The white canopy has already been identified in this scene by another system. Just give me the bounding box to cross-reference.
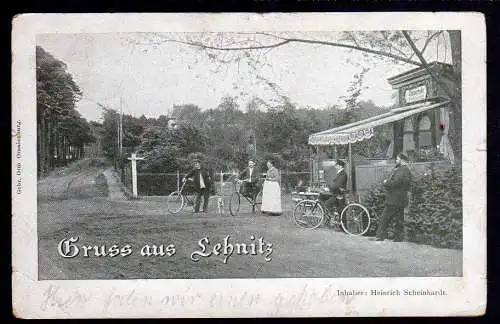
[308,100,450,146]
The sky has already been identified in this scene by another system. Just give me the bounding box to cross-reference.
[37,32,452,122]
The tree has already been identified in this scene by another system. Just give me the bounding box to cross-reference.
[172,104,203,128]
[137,123,206,173]
[36,46,94,177]
[202,97,249,169]
[138,126,180,172]
[132,30,462,162]
[100,107,120,161]
[337,67,370,126]
[98,92,392,174]
[121,115,144,151]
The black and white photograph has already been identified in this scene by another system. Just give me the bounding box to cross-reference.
[12,13,486,318]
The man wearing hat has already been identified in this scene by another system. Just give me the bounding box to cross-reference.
[372,152,412,242]
[237,159,262,199]
[183,159,212,213]
[323,159,348,216]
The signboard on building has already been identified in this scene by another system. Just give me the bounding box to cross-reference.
[388,62,455,105]
[404,85,427,103]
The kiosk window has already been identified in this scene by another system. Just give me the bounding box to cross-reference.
[418,115,432,148]
[403,118,415,153]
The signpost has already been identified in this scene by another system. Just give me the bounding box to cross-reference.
[127,152,145,198]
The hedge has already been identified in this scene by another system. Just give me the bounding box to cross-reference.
[363,166,462,249]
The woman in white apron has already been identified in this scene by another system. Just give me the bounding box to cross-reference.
[261,160,282,215]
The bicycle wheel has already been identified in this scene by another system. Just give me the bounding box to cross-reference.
[340,203,371,236]
[229,192,241,216]
[167,191,184,214]
[293,200,324,229]
[252,191,263,213]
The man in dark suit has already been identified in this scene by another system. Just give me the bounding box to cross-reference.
[238,159,262,199]
[183,159,212,213]
[372,153,412,242]
[323,159,348,215]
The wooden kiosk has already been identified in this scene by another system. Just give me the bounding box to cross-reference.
[309,62,456,201]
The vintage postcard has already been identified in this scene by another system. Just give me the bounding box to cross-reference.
[12,13,486,317]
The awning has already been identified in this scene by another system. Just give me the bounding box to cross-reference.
[308,99,450,146]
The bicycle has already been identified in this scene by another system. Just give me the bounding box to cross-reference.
[166,180,197,214]
[228,176,264,216]
[167,178,228,216]
[292,190,371,236]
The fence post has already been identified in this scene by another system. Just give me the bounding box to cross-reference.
[177,170,180,191]
[286,172,289,194]
[308,158,311,186]
[220,170,223,193]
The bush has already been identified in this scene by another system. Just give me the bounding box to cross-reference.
[406,167,462,249]
[363,166,462,249]
[363,185,389,237]
[89,158,110,168]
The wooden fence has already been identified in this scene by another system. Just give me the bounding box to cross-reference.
[120,167,311,197]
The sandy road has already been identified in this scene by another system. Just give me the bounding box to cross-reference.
[37,159,108,201]
[37,159,462,280]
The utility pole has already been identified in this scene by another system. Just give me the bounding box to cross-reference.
[252,107,257,156]
[253,132,257,156]
[116,107,120,170]
[119,96,123,157]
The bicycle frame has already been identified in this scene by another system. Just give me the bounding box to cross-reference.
[293,192,345,226]
[312,199,341,224]
[292,191,371,235]
[230,176,262,205]
[177,181,195,206]
[227,174,264,216]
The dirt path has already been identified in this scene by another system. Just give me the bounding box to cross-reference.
[37,159,109,201]
[37,159,462,279]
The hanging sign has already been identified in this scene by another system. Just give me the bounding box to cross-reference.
[404,85,427,103]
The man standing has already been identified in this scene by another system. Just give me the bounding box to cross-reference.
[323,159,348,215]
[183,159,212,213]
[372,153,412,242]
[238,159,261,199]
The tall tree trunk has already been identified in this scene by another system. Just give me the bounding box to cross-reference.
[61,134,65,165]
[60,132,65,166]
[52,122,57,169]
[42,116,48,176]
[63,134,67,164]
[55,127,60,167]
[47,119,53,171]
[55,130,59,167]
[37,119,43,178]
[448,30,462,164]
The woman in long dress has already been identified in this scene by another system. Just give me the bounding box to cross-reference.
[261,160,282,215]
